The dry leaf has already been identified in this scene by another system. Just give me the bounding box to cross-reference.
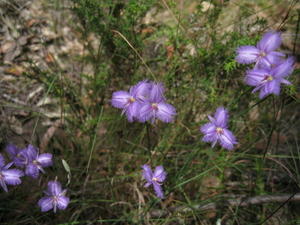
[166,45,174,59]
[4,66,25,76]
[0,40,16,54]
[140,27,155,34]
[45,52,55,63]
[26,19,39,27]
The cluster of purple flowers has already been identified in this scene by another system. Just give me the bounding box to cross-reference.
[117,34,295,199]
[1,144,69,213]
[113,31,296,199]
[236,31,295,99]
[112,84,239,197]
[6,144,52,179]
[111,80,176,123]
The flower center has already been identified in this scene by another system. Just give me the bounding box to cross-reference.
[52,195,58,204]
[33,160,38,165]
[129,97,135,103]
[151,103,158,110]
[216,127,223,134]
[263,75,273,82]
[259,51,266,57]
[152,177,158,182]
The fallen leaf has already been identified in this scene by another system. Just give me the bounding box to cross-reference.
[0,40,16,54]
[26,19,39,28]
[45,52,55,63]
[4,66,25,76]
[166,45,174,59]
[140,27,155,34]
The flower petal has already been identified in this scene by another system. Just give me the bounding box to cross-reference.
[272,57,295,78]
[13,149,29,167]
[257,31,281,52]
[2,169,23,185]
[0,154,5,168]
[153,183,164,199]
[149,82,165,102]
[208,115,215,123]
[48,181,62,196]
[129,80,151,101]
[214,107,228,127]
[25,163,39,179]
[144,182,152,188]
[142,164,153,184]
[236,46,260,64]
[258,80,280,99]
[3,162,13,170]
[259,87,270,99]
[281,79,291,85]
[153,166,167,182]
[57,196,70,210]
[5,144,20,159]
[156,102,176,123]
[202,133,218,144]
[245,68,267,86]
[219,129,237,150]
[38,197,53,212]
[25,145,38,162]
[265,80,281,96]
[200,122,216,135]
[138,103,153,122]
[111,91,131,109]
[37,153,53,167]
[125,101,140,122]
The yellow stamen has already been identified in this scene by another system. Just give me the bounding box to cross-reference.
[151,103,158,110]
[216,127,223,134]
[129,97,135,103]
[260,51,266,57]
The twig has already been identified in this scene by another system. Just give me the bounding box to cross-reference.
[259,192,298,225]
[150,193,300,217]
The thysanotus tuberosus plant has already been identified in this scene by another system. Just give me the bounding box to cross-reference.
[1,0,299,224]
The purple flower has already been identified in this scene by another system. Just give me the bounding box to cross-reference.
[5,144,32,168]
[23,145,53,179]
[0,153,24,192]
[200,107,237,150]
[111,80,151,122]
[38,180,70,213]
[142,164,167,199]
[139,82,176,123]
[236,31,285,68]
[245,57,295,99]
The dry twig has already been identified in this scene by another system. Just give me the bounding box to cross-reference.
[150,193,300,217]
